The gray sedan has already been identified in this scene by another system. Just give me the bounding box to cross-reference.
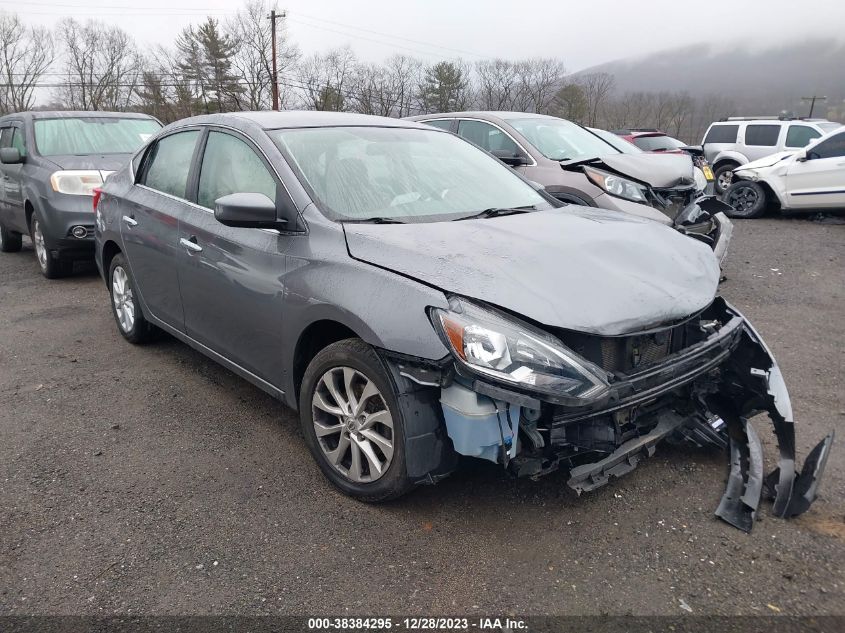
[94,111,831,531]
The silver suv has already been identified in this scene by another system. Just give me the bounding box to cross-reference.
[701,117,841,193]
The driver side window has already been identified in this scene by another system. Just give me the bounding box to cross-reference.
[11,127,26,156]
[197,131,278,210]
[808,132,845,160]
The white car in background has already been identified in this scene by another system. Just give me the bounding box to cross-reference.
[723,126,845,218]
[702,117,841,194]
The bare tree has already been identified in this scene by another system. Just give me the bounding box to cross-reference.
[0,12,54,114]
[352,54,423,116]
[522,58,566,114]
[296,46,358,111]
[475,59,521,110]
[57,18,141,111]
[227,1,299,110]
[384,54,423,117]
[576,72,615,127]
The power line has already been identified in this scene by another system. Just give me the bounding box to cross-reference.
[292,11,489,59]
[3,1,487,61]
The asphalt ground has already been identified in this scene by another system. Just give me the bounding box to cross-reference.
[0,215,843,617]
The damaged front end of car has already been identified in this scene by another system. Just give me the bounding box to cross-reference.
[398,295,833,532]
[572,158,734,263]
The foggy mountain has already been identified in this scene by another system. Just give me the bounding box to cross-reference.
[578,38,845,119]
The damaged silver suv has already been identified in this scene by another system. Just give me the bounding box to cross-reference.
[94,111,832,532]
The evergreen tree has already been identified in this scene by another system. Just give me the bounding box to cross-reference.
[196,17,243,112]
[420,61,470,113]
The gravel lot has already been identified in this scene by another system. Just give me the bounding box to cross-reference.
[1,216,843,617]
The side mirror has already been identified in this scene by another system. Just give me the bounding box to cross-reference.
[491,149,529,167]
[214,192,285,229]
[0,147,22,164]
[795,149,808,162]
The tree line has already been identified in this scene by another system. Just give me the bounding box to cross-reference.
[0,2,737,142]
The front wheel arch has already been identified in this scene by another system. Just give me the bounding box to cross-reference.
[292,320,360,408]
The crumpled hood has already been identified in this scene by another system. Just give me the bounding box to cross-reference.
[344,207,721,335]
[589,152,696,189]
[736,151,795,172]
[45,154,132,171]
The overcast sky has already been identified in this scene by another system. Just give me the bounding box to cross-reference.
[12,0,845,72]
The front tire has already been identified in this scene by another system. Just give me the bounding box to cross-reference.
[108,253,157,344]
[300,338,414,502]
[724,181,769,219]
[30,213,71,278]
[0,224,22,253]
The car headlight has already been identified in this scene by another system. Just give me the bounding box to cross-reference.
[430,297,610,403]
[584,166,648,203]
[50,170,106,196]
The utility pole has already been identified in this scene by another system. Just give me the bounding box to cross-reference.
[801,95,827,118]
[269,9,284,110]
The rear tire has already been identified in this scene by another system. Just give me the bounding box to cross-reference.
[299,338,414,502]
[724,181,769,219]
[108,253,157,344]
[30,213,71,278]
[0,224,22,253]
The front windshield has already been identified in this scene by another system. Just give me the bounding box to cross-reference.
[34,117,162,156]
[505,117,621,162]
[270,126,546,222]
[817,122,843,134]
[632,135,687,151]
[589,128,643,154]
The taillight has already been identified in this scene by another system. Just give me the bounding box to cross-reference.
[92,188,103,212]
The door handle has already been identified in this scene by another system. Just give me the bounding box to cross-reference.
[122,215,138,227]
[180,237,203,253]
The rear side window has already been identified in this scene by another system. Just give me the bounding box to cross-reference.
[140,130,200,199]
[785,125,821,148]
[421,119,453,131]
[808,131,845,160]
[197,131,277,210]
[704,124,738,144]
[744,124,780,146]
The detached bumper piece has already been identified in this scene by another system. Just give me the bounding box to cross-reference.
[705,326,833,532]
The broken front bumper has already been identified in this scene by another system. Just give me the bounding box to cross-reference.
[423,299,833,532]
[674,195,734,265]
[704,318,835,531]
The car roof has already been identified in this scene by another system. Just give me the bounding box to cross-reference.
[406,111,557,124]
[0,110,157,121]
[710,118,833,126]
[172,110,435,131]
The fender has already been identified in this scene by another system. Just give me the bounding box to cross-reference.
[711,150,748,169]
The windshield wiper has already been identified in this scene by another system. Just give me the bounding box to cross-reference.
[453,206,536,221]
[341,217,406,224]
